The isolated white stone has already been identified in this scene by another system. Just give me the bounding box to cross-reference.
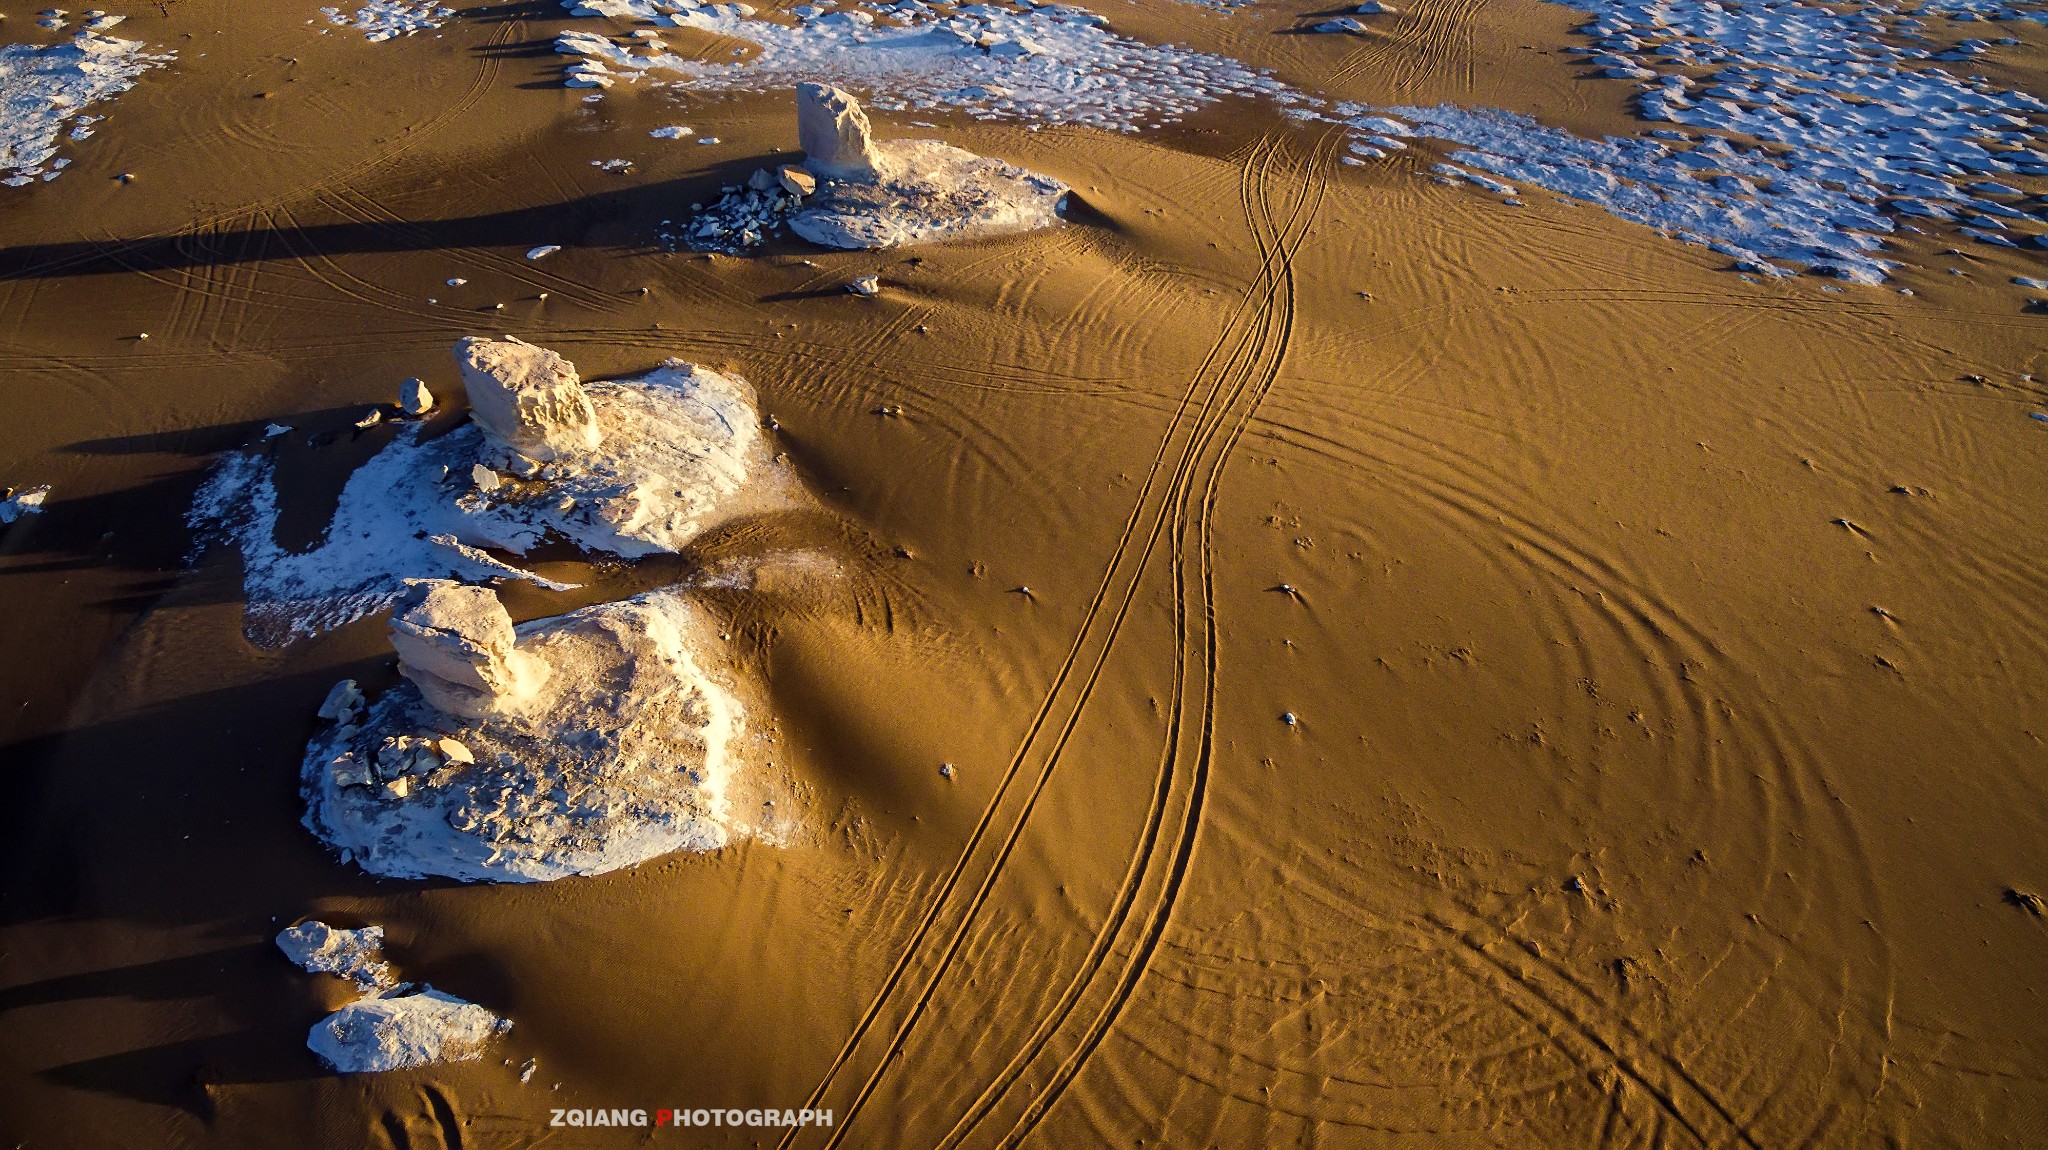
[275,920,394,989]
[399,377,433,415]
[308,987,509,1073]
[454,336,602,463]
[797,81,881,179]
[389,582,550,718]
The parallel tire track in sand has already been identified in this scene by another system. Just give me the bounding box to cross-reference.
[779,131,1331,1150]
[943,135,1328,1150]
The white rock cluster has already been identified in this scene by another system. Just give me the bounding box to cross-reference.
[188,338,772,643]
[1,33,173,187]
[684,83,1068,253]
[553,0,1292,132]
[303,586,741,882]
[276,919,510,1073]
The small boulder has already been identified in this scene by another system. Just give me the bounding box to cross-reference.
[847,274,882,296]
[453,337,602,463]
[747,168,778,192]
[399,378,433,415]
[316,679,365,722]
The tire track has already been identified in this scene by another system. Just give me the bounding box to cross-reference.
[982,133,1327,1150]
[775,135,1326,1150]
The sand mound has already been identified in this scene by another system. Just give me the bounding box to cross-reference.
[302,585,742,883]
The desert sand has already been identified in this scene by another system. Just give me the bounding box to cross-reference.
[2,0,2047,1145]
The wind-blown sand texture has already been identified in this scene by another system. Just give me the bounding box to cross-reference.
[1,0,2046,1144]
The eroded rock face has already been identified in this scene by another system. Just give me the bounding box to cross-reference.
[308,988,510,1073]
[797,81,882,180]
[454,336,602,463]
[389,582,550,718]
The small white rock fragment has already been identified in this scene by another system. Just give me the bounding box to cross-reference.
[399,378,433,415]
[437,737,475,764]
[525,245,562,260]
[847,274,881,296]
[471,463,501,492]
[777,165,816,197]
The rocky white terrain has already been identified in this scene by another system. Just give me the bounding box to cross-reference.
[275,920,396,989]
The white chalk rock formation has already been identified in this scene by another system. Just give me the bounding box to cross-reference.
[276,920,395,989]
[455,336,602,463]
[188,343,777,644]
[788,85,1067,251]
[303,588,742,882]
[389,582,550,719]
[456,356,762,559]
[797,81,883,179]
[308,987,510,1073]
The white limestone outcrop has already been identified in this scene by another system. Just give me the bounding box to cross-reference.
[455,336,603,464]
[389,582,550,719]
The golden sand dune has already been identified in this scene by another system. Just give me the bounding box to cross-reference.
[1,0,2045,1145]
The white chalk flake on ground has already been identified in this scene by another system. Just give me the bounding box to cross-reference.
[186,360,763,645]
[556,0,1291,131]
[1337,0,2048,281]
[303,589,742,883]
[320,0,456,41]
[0,33,172,186]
